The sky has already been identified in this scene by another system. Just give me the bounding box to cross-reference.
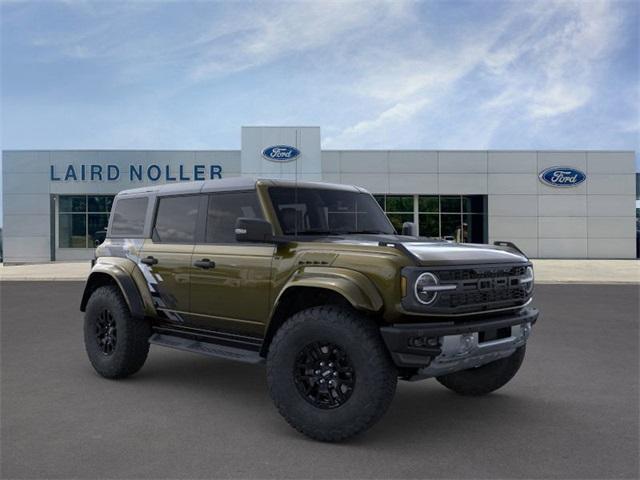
[1,0,639,225]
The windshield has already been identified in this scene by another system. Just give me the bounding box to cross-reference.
[268,187,396,236]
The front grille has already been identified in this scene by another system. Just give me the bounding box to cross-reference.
[438,265,528,282]
[402,263,532,315]
[447,285,528,308]
[434,264,530,313]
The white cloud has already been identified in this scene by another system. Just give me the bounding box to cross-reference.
[190,1,410,79]
[326,98,429,147]
[23,0,412,81]
[3,0,636,153]
[325,0,628,147]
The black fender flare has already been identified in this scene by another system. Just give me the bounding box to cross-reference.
[80,264,145,319]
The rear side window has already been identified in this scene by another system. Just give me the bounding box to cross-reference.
[154,195,200,243]
[110,197,148,237]
[206,191,263,243]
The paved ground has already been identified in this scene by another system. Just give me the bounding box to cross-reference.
[1,282,638,479]
[1,259,639,283]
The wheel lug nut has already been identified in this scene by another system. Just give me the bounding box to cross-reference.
[333,372,338,376]
[320,362,325,367]
[328,363,333,367]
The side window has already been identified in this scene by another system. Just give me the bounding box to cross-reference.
[154,195,200,243]
[110,197,148,237]
[206,191,263,243]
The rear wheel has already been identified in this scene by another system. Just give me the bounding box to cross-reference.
[84,285,151,379]
[436,345,526,396]
[266,305,397,442]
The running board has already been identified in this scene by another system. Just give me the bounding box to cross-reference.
[149,333,264,364]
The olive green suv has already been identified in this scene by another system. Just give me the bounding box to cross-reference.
[81,177,538,441]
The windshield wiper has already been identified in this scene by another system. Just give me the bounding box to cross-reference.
[345,230,393,235]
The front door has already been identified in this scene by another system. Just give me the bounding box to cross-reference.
[188,191,274,336]
[140,194,200,323]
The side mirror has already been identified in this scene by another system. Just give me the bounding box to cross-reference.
[235,218,274,243]
[401,222,416,236]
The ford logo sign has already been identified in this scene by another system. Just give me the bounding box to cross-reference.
[538,166,586,187]
[261,145,301,162]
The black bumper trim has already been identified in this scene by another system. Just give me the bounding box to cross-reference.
[380,307,538,367]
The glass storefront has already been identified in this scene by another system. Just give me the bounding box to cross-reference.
[57,193,486,248]
[374,194,487,243]
[58,195,114,248]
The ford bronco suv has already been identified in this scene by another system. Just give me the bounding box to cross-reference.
[81,177,538,441]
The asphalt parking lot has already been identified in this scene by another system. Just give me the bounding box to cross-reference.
[1,282,638,479]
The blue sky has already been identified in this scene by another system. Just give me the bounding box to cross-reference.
[1,0,639,225]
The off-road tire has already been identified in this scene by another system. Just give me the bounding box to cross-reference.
[84,285,151,379]
[266,305,397,442]
[436,345,526,396]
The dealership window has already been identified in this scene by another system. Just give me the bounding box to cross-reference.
[374,195,414,233]
[59,195,114,248]
[375,194,487,243]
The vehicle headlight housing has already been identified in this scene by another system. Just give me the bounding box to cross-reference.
[414,272,440,305]
[522,266,534,294]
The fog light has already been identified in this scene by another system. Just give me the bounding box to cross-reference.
[409,336,439,348]
[458,334,474,354]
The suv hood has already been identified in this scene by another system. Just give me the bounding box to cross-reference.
[311,234,528,266]
[398,241,527,266]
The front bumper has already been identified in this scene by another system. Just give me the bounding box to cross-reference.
[380,307,538,380]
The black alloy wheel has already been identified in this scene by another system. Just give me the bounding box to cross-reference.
[267,305,398,441]
[95,309,117,355]
[293,342,356,409]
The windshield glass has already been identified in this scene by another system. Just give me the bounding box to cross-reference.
[268,187,396,235]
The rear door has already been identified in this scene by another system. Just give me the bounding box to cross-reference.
[140,194,201,323]
[189,190,275,335]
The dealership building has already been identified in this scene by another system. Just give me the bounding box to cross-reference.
[2,126,637,263]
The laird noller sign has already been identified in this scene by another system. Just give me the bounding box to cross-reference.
[50,163,223,182]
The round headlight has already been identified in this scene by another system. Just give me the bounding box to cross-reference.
[522,266,534,294]
[414,272,440,305]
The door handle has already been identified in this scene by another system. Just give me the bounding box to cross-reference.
[194,259,216,269]
[141,256,158,266]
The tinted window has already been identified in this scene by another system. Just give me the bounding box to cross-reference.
[268,187,395,235]
[110,197,148,237]
[206,191,263,243]
[154,195,200,243]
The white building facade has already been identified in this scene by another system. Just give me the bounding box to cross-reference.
[2,126,637,263]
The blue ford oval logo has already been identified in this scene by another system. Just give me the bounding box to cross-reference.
[261,145,301,162]
[538,166,586,187]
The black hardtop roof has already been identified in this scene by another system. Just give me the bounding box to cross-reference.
[115,177,366,198]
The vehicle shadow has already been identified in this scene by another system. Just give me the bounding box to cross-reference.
[130,349,561,447]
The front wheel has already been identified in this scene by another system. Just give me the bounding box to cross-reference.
[266,306,397,442]
[436,345,526,396]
